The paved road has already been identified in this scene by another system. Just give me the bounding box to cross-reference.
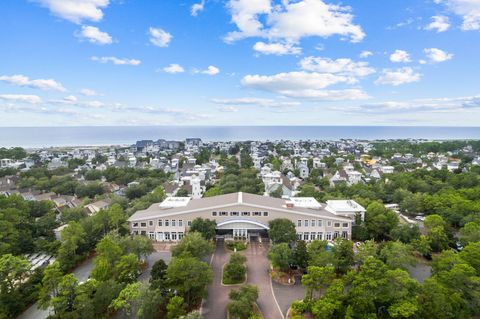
[246,241,284,319]
[202,239,232,319]
[272,276,305,316]
[139,251,172,282]
[203,240,284,319]
[17,256,95,319]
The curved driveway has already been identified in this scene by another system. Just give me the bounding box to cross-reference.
[202,239,284,319]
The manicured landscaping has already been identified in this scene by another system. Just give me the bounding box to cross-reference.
[225,241,248,251]
[227,285,263,319]
[222,253,247,285]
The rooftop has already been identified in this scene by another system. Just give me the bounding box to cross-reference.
[128,192,353,222]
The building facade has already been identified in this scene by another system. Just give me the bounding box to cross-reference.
[127,192,365,242]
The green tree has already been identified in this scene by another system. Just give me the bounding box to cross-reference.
[459,222,480,246]
[167,296,187,319]
[459,242,480,274]
[166,256,213,308]
[364,202,399,240]
[379,241,416,270]
[424,215,446,231]
[0,254,31,296]
[57,221,86,270]
[355,240,378,265]
[292,240,309,269]
[332,239,354,274]
[189,218,217,240]
[427,226,449,252]
[110,282,142,316]
[150,259,168,289]
[228,285,259,319]
[137,288,166,319]
[268,218,297,243]
[308,240,334,267]
[51,274,78,315]
[171,232,213,259]
[223,253,246,284]
[114,253,140,283]
[302,265,335,300]
[39,261,63,309]
[268,243,292,272]
[391,224,421,243]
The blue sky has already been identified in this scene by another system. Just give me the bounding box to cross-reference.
[0,0,479,126]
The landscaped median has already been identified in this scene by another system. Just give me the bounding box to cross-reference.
[227,285,264,319]
[225,240,248,252]
[222,252,247,285]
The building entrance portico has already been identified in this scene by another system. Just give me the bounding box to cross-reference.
[216,219,269,240]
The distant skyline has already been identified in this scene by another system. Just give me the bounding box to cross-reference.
[0,0,479,126]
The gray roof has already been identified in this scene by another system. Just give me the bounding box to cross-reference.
[128,192,351,222]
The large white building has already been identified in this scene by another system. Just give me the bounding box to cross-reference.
[127,192,365,242]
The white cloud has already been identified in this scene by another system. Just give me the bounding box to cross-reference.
[80,88,99,96]
[91,56,141,65]
[375,67,421,86]
[77,25,112,44]
[339,95,480,114]
[195,65,220,75]
[389,50,411,63]
[225,0,271,41]
[162,64,185,74]
[425,15,451,32]
[217,106,239,112]
[149,27,172,47]
[0,94,42,104]
[435,0,480,30]
[299,57,375,77]
[253,41,301,55]
[84,100,104,108]
[63,95,77,102]
[241,71,369,100]
[283,88,370,100]
[35,0,109,24]
[211,97,300,108]
[225,0,364,44]
[242,71,354,90]
[359,50,373,58]
[424,48,453,63]
[50,96,105,108]
[0,74,66,91]
[191,0,205,16]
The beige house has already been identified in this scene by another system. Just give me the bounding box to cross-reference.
[127,192,365,242]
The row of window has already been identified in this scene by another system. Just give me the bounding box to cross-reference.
[132,231,185,241]
[132,219,192,228]
[297,231,349,241]
[212,211,269,217]
[132,217,349,229]
[297,219,349,228]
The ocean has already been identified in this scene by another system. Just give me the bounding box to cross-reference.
[0,126,479,148]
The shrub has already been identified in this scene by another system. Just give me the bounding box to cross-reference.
[226,241,247,251]
[223,253,247,285]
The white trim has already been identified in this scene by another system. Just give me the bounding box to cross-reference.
[217,218,270,230]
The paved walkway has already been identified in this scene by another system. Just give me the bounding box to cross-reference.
[202,239,284,319]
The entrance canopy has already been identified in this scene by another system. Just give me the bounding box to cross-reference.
[216,219,269,230]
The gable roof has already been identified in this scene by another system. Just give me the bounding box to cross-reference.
[128,192,352,222]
